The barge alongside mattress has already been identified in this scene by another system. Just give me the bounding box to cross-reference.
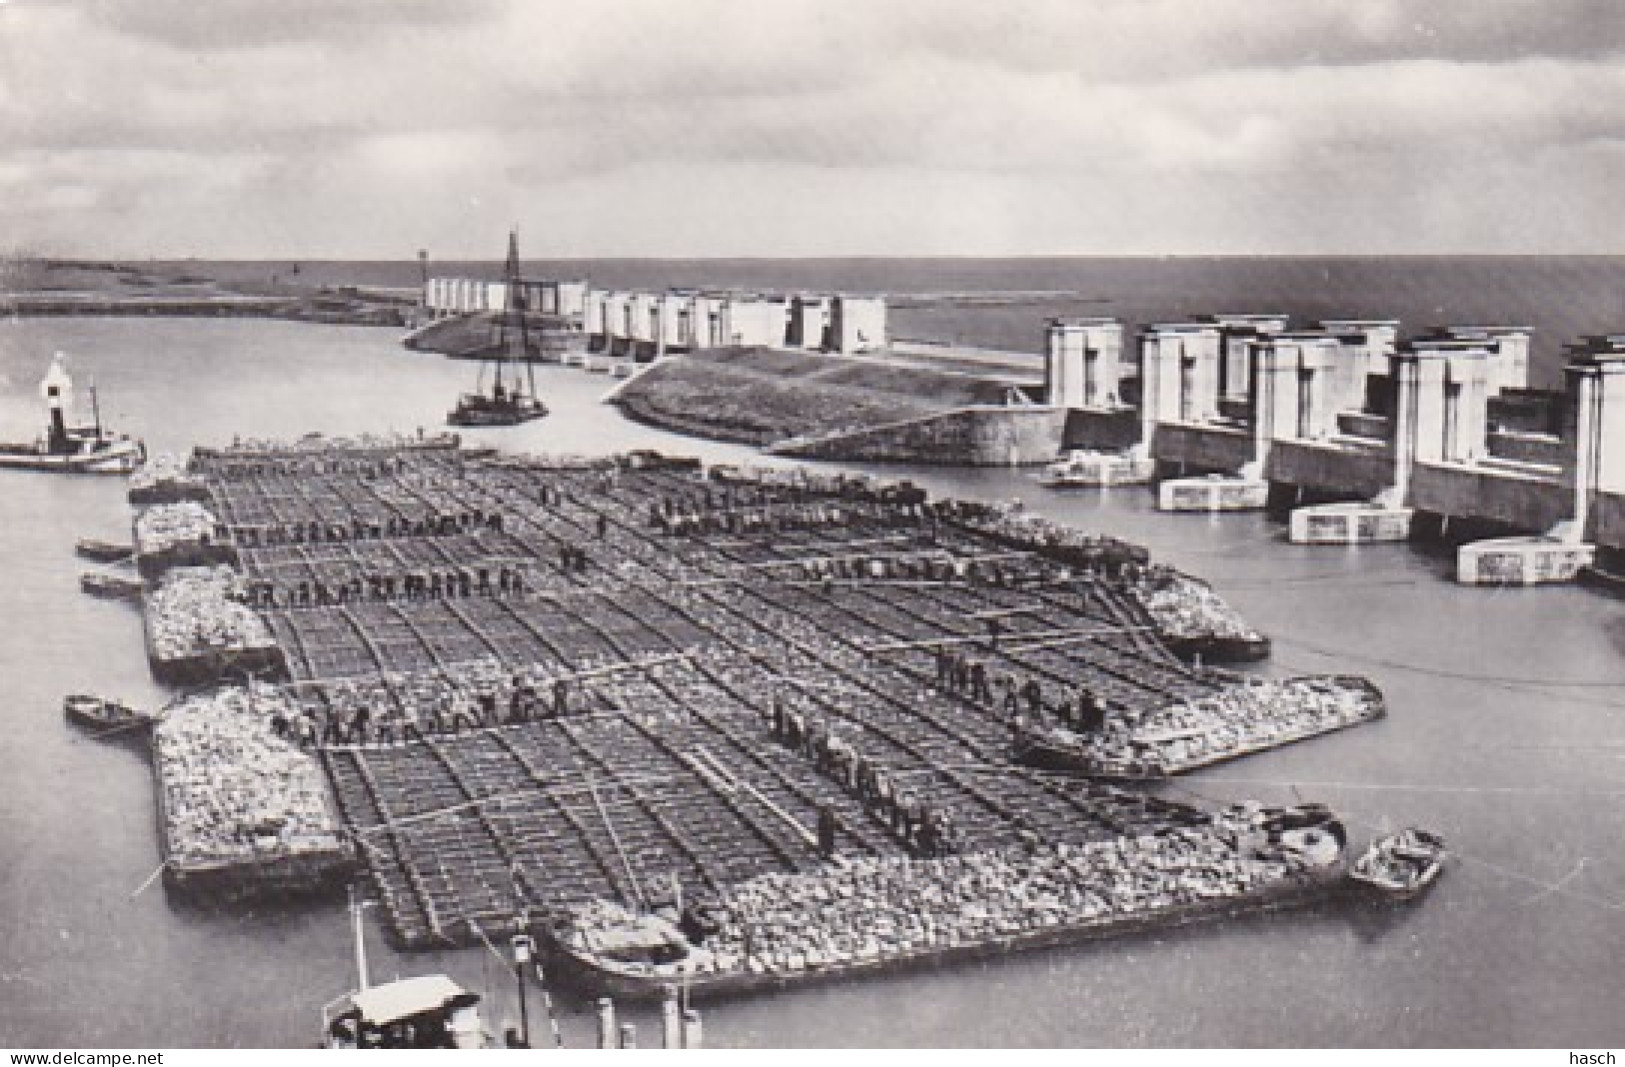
[141,566,284,684]
[1011,675,1384,776]
[152,685,352,900]
[546,804,1350,1001]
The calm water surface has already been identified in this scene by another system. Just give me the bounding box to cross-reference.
[0,317,1620,1048]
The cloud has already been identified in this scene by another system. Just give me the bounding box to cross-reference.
[897,0,1625,79]
[83,0,504,51]
[1,0,1622,256]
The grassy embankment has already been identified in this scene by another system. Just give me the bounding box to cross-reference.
[611,346,1013,446]
[404,312,581,359]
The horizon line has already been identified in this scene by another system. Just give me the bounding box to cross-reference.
[15,251,1625,265]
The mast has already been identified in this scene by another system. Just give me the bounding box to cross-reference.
[349,885,371,992]
[494,228,533,399]
[90,378,103,439]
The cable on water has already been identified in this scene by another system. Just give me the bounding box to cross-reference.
[128,860,170,899]
[1218,575,1426,591]
[1269,653,1625,716]
[1180,775,1625,799]
[1273,634,1625,691]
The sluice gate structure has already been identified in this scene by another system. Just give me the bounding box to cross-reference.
[1044,317,1625,583]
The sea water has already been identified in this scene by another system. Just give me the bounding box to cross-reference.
[0,298,1620,1047]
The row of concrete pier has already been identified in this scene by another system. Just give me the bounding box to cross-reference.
[420,264,1625,586]
[424,274,888,359]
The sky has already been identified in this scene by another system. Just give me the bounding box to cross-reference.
[2,0,1623,258]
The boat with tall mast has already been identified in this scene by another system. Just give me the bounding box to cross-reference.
[446,230,549,427]
[0,353,145,473]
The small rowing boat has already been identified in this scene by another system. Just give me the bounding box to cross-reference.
[1348,828,1448,902]
[76,537,135,563]
[63,693,156,733]
[80,570,145,600]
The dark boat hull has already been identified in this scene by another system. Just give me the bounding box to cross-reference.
[447,407,549,427]
[446,394,549,427]
[1164,634,1272,664]
[76,538,135,563]
[80,571,144,600]
[63,694,151,733]
[0,437,145,474]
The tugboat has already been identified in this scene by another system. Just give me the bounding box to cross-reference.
[446,231,548,428]
[0,354,145,474]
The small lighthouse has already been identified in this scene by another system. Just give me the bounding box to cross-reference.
[39,353,74,454]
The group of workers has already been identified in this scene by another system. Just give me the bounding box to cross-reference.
[236,563,532,609]
[226,509,505,549]
[203,452,422,480]
[770,698,959,858]
[934,645,995,705]
[650,497,884,539]
[934,643,1111,734]
[274,673,579,747]
[558,545,593,574]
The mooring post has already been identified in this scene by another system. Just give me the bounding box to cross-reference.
[596,997,616,1050]
[661,986,682,1049]
[682,1008,704,1049]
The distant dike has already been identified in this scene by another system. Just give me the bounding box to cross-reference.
[608,348,1066,466]
[0,258,413,328]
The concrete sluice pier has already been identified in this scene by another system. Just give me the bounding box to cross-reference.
[1156,474,1270,513]
[1288,500,1414,545]
[126,437,1382,979]
[1456,535,1596,586]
